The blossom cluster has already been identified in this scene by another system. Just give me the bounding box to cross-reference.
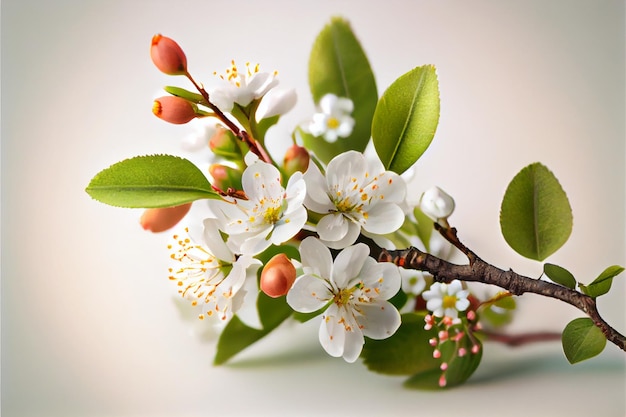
[147,34,470,365]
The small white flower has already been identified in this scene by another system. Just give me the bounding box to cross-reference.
[421,281,470,319]
[210,61,279,112]
[419,186,455,221]
[309,94,355,142]
[209,159,307,255]
[400,268,427,295]
[303,150,406,249]
[287,237,401,362]
[168,219,262,328]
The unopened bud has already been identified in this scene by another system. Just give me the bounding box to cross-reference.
[419,186,455,221]
[283,145,310,176]
[209,128,243,159]
[150,34,187,75]
[209,164,243,192]
[152,96,197,124]
[260,254,296,298]
[140,203,192,233]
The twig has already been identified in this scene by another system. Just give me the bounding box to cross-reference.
[374,227,626,352]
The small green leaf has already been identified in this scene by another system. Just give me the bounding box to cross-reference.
[500,163,573,261]
[579,265,624,298]
[413,206,434,252]
[544,263,576,289]
[362,313,438,375]
[214,292,293,365]
[163,86,207,105]
[86,155,218,208]
[304,17,378,163]
[562,317,606,364]
[372,65,440,174]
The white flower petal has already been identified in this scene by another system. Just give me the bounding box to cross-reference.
[358,301,401,340]
[286,274,331,313]
[319,305,345,358]
[362,203,405,235]
[303,162,335,213]
[332,243,369,288]
[299,237,333,280]
[341,325,365,363]
[321,221,361,250]
[256,88,297,120]
[316,213,349,242]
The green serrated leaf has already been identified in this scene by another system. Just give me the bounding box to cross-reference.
[85,155,218,208]
[543,263,576,289]
[304,17,378,163]
[579,265,624,298]
[372,65,440,174]
[562,317,606,364]
[214,292,293,365]
[500,162,573,261]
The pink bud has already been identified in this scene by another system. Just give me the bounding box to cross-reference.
[440,362,448,371]
[458,347,467,357]
[152,96,197,124]
[260,254,296,298]
[433,349,441,359]
[150,34,187,75]
[438,374,447,388]
[209,128,243,158]
[140,203,192,233]
[209,164,243,193]
[471,344,481,354]
[283,145,310,176]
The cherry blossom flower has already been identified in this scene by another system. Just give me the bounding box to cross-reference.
[303,150,406,249]
[421,281,470,319]
[308,93,355,142]
[168,219,262,328]
[209,158,307,255]
[286,237,402,362]
[210,61,279,112]
[400,267,427,295]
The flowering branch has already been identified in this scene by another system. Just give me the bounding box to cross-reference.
[375,226,626,352]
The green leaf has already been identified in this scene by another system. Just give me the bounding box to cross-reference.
[214,292,293,365]
[500,162,573,261]
[304,17,378,163]
[544,263,576,289]
[86,155,218,208]
[413,206,434,252]
[163,86,207,105]
[362,313,438,375]
[579,265,624,298]
[372,65,440,174]
[562,317,606,364]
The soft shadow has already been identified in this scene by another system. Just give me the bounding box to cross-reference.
[468,346,626,385]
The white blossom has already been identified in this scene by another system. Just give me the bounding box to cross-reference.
[210,61,279,112]
[168,219,262,328]
[287,237,401,362]
[421,281,470,319]
[303,150,406,249]
[209,158,307,255]
[256,88,297,120]
[308,94,355,142]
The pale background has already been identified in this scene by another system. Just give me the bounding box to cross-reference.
[2,0,625,416]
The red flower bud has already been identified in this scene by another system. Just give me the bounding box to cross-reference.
[260,254,297,298]
[140,203,192,233]
[283,145,310,176]
[152,96,197,124]
[150,34,187,75]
